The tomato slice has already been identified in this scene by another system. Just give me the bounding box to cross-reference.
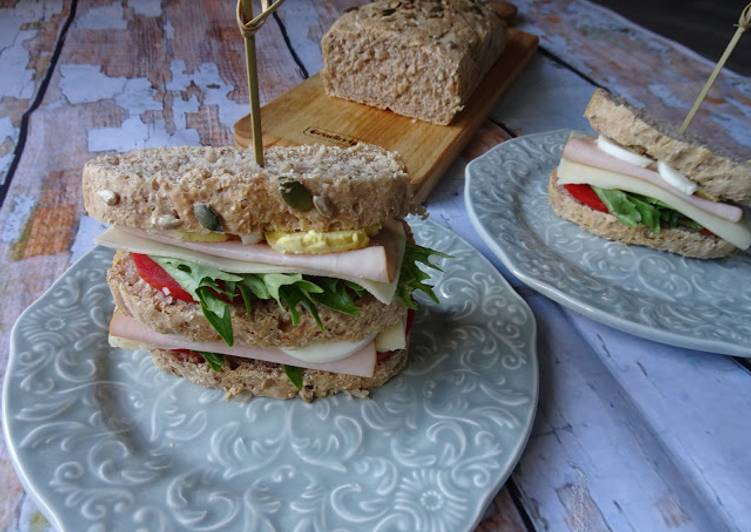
[563,183,609,213]
[131,253,194,302]
[405,309,416,336]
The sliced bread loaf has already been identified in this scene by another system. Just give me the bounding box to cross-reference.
[321,0,507,125]
[585,89,751,205]
[84,143,413,234]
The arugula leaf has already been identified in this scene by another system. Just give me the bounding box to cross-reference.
[196,287,233,345]
[593,187,641,227]
[283,364,304,390]
[396,244,447,310]
[199,351,225,372]
[310,278,359,316]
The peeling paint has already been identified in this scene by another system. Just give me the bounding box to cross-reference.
[75,4,127,30]
[11,204,76,260]
[168,60,248,128]
[130,0,162,18]
[0,193,35,243]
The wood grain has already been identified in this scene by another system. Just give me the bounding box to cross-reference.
[513,0,751,155]
[234,30,538,202]
[0,2,303,528]
[0,0,72,187]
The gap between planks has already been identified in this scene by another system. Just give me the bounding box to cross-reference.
[0,0,80,210]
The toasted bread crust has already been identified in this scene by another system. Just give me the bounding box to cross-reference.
[83,143,413,234]
[107,250,407,347]
[548,172,736,259]
[585,89,751,205]
[150,347,409,402]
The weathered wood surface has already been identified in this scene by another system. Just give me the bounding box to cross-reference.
[2,1,751,531]
[513,0,751,154]
[0,0,72,185]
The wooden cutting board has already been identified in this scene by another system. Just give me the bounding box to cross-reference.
[234,29,538,202]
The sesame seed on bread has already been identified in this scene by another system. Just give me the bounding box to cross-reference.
[83,143,414,235]
[548,172,737,259]
[584,89,751,205]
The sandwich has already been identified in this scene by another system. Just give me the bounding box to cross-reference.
[83,143,444,401]
[549,89,751,258]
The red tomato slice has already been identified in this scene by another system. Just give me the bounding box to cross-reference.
[131,253,194,302]
[405,309,416,336]
[564,183,609,213]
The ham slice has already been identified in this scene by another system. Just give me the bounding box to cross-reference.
[563,137,743,223]
[121,222,403,283]
[109,312,377,377]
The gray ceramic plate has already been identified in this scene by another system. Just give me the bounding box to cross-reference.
[465,129,751,356]
[3,218,538,532]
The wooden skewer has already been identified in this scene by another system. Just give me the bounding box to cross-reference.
[679,2,751,134]
[236,0,286,166]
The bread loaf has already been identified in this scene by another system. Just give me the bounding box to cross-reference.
[322,0,508,125]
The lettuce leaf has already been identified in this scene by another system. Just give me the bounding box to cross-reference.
[148,242,448,346]
[591,186,703,234]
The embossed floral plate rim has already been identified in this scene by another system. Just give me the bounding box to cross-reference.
[465,129,751,357]
[3,218,539,532]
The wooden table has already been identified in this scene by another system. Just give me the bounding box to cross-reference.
[1,1,750,530]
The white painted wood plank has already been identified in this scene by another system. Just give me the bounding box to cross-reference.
[568,314,751,532]
[490,54,595,135]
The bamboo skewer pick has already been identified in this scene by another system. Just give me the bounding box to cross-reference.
[236,0,286,166]
[679,2,751,133]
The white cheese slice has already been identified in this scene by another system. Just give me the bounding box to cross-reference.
[96,226,404,305]
[557,158,751,250]
[375,320,407,352]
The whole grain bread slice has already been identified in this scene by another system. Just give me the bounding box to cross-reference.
[107,250,406,347]
[151,347,408,402]
[549,172,736,259]
[585,89,751,205]
[83,143,414,235]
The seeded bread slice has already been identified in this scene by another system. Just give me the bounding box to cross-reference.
[83,143,413,235]
[107,250,406,348]
[585,89,751,205]
[150,347,408,402]
[322,0,507,125]
[549,173,736,259]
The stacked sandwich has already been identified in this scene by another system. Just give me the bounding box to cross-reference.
[550,89,751,258]
[83,143,442,401]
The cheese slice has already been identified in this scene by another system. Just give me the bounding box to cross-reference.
[96,223,406,305]
[557,158,751,250]
[375,320,407,352]
[109,312,377,377]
